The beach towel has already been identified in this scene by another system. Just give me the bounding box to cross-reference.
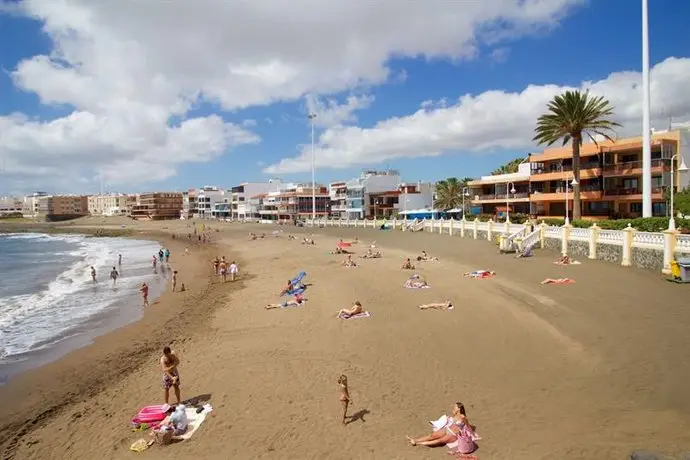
[172,405,212,441]
[338,311,371,319]
[129,439,150,452]
[541,278,575,285]
[447,454,478,459]
[403,280,430,289]
[285,286,306,296]
[291,271,307,284]
[430,415,450,431]
[553,259,581,265]
[464,271,494,279]
[337,242,353,248]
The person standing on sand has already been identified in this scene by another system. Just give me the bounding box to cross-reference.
[229,261,238,281]
[338,374,352,425]
[219,259,228,282]
[152,255,157,270]
[118,254,122,266]
[172,270,178,292]
[140,282,149,307]
[110,266,119,286]
[165,248,170,263]
[160,346,181,405]
[90,266,97,283]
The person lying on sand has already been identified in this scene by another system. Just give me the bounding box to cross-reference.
[555,254,572,265]
[463,270,495,279]
[336,301,364,318]
[259,233,266,239]
[407,402,477,453]
[302,237,315,245]
[416,250,439,262]
[403,274,428,288]
[331,246,353,255]
[266,297,307,309]
[249,232,258,241]
[337,374,352,425]
[401,258,415,270]
[342,255,357,267]
[359,249,382,259]
[541,278,575,285]
[288,234,296,240]
[418,300,453,310]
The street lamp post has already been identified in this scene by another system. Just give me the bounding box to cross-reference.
[565,178,578,225]
[641,0,652,217]
[462,186,470,219]
[506,182,516,224]
[669,154,689,231]
[308,113,317,221]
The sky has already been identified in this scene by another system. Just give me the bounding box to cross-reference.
[0,0,689,195]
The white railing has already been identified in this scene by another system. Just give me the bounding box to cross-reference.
[304,217,690,273]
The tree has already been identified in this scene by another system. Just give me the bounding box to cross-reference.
[669,186,690,217]
[434,177,472,211]
[533,90,620,220]
[491,157,527,176]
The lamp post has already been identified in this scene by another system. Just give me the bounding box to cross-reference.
[669,154,689,231]
[308,113,317,221]
[641,0,652,217]
[565,178,578,225]
[462,186,470,219]
[506,181,516,223]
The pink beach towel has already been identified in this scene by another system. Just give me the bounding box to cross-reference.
[338,311,371,320]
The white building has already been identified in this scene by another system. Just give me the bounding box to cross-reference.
[227,180,282,220]
[0,196,23,215]
[396,182,435,214]
[22,192,49,218]
[87,193,128,216]
[195,186,226,219]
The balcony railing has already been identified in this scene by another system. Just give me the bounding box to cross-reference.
[532,163,600,174]
[474,192,529,200]
[602,159,668,174]
[604,187,664,196]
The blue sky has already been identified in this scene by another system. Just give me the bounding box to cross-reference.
[1,0,689,194]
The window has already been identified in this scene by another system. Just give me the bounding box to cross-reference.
[630,203,642,213]
[651,176,664,188]
[622,178,638,189]
[652,202,666,217]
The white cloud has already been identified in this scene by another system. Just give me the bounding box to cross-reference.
[242,119,257,127]
[264,57,690,174]
[488,47,510,63]
[305,94,374,128]
[0,0,583,192]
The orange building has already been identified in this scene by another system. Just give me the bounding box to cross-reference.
[529,129,689,219]
[130,192,183,220]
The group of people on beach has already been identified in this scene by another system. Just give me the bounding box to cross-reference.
[212,256,239,282]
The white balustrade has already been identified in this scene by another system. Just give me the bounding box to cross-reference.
[569,227,590,241]
[598,229,624,245]
[633,231,665,248]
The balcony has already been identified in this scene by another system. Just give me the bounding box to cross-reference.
[530,164,601,182]
[602,159,669,177]
[603,187,664,200]
[530,189,603,202]
[472,192,529,202]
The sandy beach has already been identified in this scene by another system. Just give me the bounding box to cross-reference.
[1,218,690,459]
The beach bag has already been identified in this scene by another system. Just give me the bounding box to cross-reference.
[154,428,173,445]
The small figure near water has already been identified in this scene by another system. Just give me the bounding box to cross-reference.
[172,270,178,292]
[140,282,149,307]
[109,266,119,286]
[90,266,97,284]
[118,254,122,266]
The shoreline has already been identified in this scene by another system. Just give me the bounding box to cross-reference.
[0,224,240,459]
[0,233,169,384]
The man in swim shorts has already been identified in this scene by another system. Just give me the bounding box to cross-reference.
[160,346,181,405]
[110,266,119,286]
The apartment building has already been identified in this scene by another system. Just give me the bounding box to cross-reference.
[254,183,330,222]
[529,128,690,219]
[0,196,23,215]
[468,162,531,216]
[368,182,436,218]
[125,194,139,216]
[22,192,49,218]
[195,186,225,219]
[37,195,89,221]
[227,180,282,220]
[328,181,348,218]
[182,189,197,219]
[87,194,128,216]
[130,192,183,220]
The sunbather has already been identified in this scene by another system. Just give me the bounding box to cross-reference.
[331,246,353,255]
[541,278,575,284]
[403,274,428,288]
[418,300,453,310]
[407,402,477,453]
[342,255,357,267]
[249,232,257,240]
[302,237,315,245]
[554,254,572,265]
[360,249,382,259]
[416,250,439,262]
[463,270,495,279]
[401,258,415,270]
[336,301,364,318]
[266,297,307,309]
[288,234,296,240]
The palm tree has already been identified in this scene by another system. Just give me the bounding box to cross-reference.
[434,177,471,211]
[491,157,527,176]
[533,90,620,220]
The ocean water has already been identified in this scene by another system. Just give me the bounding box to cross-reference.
[0,233,169,383]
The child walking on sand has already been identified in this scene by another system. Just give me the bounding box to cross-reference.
[338,374,352,425]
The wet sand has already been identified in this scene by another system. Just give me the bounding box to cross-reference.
[1,219,690,459]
